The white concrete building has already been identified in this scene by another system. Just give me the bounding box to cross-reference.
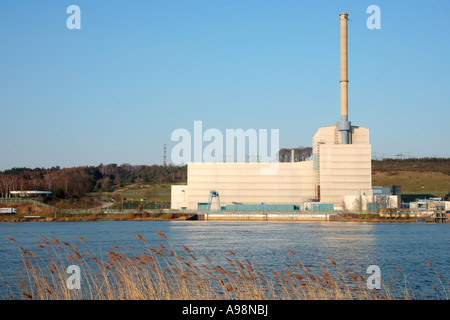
[171,125,374,211]
[172,159,316,210]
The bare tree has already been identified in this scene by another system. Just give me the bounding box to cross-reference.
[279,147,312,162]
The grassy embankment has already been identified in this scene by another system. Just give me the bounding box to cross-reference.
[90,183,172,202]
[0,211,190,222]
[371,158,450,201]
[0,192,189,222]
[0,183,179,222]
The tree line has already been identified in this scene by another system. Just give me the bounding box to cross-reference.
[372,157,450,176]
[0,164,187,199]
[278,147,312,162]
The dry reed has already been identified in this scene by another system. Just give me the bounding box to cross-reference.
[2,232,448,300]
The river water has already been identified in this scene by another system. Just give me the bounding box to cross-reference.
[0,220,449,299]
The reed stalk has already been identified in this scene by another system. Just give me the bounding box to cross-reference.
[2,233,447,300]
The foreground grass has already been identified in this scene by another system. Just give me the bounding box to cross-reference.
[2,233,448,300]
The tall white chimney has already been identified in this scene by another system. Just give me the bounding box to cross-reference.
[337,12,351,144]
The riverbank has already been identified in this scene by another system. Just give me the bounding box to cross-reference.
[0,212,196,222]
[202,212,425,222]
[0,212,429,223]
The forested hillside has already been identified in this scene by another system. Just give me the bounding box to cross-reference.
[0,164,186,199]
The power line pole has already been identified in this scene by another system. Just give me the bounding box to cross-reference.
[163,144,167,167]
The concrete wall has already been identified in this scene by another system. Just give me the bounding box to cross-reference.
[171,162,316,210]
[313,125,371,206]
[312,126,336,154]
[344,194,399,211]
[171,185,189,209]
[319,144,372,205]
[204,213,331,221]
[312,125,369,153]
[351,126,370,145]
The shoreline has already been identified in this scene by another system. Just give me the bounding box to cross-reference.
[0,212,193,223]
[0,213,428,223]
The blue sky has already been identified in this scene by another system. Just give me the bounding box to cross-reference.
[0,0,449,170]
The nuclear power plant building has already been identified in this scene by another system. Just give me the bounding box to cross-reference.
[171,13,398,212]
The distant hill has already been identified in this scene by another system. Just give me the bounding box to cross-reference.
[371,158,450,199]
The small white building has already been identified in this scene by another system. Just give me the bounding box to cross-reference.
[410,198,450,212]
[10,191,52,197]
